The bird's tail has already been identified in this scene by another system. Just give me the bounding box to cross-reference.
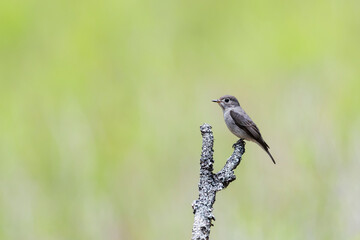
[265,148,276,164]
[255,140,276,164]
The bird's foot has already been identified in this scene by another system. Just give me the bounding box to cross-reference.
[232,139,245,148]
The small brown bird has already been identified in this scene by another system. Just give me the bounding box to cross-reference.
[213,95,276,164]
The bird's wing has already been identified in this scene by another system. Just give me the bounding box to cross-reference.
[230,110,275,164]
[229,110,269,148]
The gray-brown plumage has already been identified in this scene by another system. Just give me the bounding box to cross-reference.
[212,95,276,164]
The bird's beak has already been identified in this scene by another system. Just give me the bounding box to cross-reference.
[212,99,220,103]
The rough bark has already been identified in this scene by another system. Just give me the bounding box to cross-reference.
[191,123,245,240]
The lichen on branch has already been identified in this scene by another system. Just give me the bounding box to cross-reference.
[191,123,245,240]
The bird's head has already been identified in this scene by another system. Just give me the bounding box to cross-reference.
[212,95,240,110]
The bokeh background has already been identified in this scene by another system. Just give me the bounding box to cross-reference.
[1,0,360,239]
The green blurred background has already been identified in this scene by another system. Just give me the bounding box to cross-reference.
[1,0,360,239]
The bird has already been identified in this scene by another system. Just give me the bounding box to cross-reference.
[212,95,276,164]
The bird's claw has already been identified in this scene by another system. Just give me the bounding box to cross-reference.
[232,139,245,148]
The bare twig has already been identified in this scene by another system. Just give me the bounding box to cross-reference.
[191,123,245,240]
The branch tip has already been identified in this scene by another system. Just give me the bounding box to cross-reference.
[200,123,212,134]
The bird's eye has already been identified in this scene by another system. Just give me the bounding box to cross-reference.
[224,98,230,103]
